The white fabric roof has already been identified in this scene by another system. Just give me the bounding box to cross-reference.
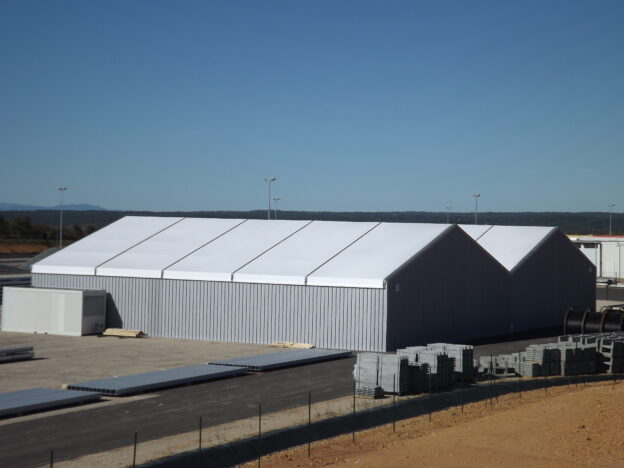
[307,223,452,288]
[34,216,559,286]
[31,216,183,275]
[458,224,493,240]
[97,218,246,278]
[233,221,379,285]
[467,225,556,271]
[163,219,311,282]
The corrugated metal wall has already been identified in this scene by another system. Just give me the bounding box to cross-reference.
[32,274,387,351]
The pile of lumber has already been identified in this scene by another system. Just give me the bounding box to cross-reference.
[101,329,146,338]
[270,341,314,349]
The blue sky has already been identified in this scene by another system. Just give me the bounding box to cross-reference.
[1,0,622,212]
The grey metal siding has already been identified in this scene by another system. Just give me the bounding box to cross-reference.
[385,226,511,350]
[510,230,596,331]
[32,274,388,351]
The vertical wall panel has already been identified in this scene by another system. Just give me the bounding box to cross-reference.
[32,273,387,351]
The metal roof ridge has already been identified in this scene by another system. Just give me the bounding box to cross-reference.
[304,222,383,285]
[160,219,249,279]
[508,226,558,273]
[230,220,315,281]
[94,217,185,276]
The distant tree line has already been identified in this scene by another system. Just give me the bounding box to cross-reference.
[0,210,621,242]
[0,215,98,242]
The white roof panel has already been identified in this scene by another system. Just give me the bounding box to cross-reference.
[307,223,452,288]
[233,221,379,285]
[96,218,246,278]
[475,225,556,271]
[31,216,183,275]
[163,219,312,281]
[459,224,493,240]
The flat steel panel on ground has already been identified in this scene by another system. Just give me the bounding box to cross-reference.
[0,388,101,418]
[209,348,352,370]
[67,364,248,396]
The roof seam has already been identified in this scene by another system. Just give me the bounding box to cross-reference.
[304,222,382,285]
[230,220,315,281]
[94,217,185,275]
[160,219,249,278]
[474,224,494,241]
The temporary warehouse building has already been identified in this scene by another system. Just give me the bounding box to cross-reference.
[460,225,596,331]
[30,216,512,351]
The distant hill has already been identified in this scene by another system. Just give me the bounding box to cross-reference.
[0,202,106,211]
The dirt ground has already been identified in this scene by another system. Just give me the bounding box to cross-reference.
[253,380,624,468]
[0,242,50,254]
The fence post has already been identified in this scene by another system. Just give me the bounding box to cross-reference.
[199,416,203,451]
[132,431,138,468]
[308,391,312,458]
[258,403,262,468]
[428,368,432,423]
[392,374,396,433]
[352,382,356,444]
[50,449,54,468]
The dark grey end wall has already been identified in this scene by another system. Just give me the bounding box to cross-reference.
[385,226,511,350]
[32,274,388,351]
[511,230,596,332]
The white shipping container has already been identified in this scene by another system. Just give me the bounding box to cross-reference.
[1,287,106,336]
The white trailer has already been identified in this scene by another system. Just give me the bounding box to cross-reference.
[1,287,106,336]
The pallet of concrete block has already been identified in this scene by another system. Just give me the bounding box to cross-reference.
[597,335,624,374]
[523,344,561,377]
[479,354,519,377]
[0,346,34,364]
[353,352,410,395]
[427,343,475,383]
[398,346,455,390]
[355,385,384,399]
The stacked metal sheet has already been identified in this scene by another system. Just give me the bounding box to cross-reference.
[0,346,34,364]
[209,348,352,371]
[0,388,100,418]
[67,364,247,396]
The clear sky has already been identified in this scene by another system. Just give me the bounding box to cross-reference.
[1,0,622,212]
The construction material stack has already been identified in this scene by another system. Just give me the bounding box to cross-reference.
[0,346,34,364]
[428,343,475,383]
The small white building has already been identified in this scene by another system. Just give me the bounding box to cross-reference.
[569,236,624,280]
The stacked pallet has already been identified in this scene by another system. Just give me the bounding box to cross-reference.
[598,337,624,373]
[0,346,34,364]
[353,353,410,396]
[428,343,475,383]
[523,345,561,377]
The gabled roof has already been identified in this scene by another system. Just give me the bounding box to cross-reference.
[33,216,456,288]
[460,224,556,271]
[32,216,183,276]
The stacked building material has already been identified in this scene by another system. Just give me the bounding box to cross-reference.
[353,352,410,396]
[427,343,475,383]
[598,336,624,373]
[478,354,520,377]
[523,345,561,377]
[0,346,34,364]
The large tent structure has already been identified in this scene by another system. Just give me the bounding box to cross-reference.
[460,225,596,332]
[29,217,594,350]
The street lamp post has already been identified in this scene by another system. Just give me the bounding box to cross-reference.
[609,203,616,236]
[273,197,280,220]
[58,187,68,248]
[445,206,452,224]
[473,194,481,225]
[264,178,277,220]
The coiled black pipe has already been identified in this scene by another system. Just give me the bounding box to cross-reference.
[564,306,624,334]
[564,307,589,335]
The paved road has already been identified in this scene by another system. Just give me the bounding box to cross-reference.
[0,332,574,467]
[0,357,356,468]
